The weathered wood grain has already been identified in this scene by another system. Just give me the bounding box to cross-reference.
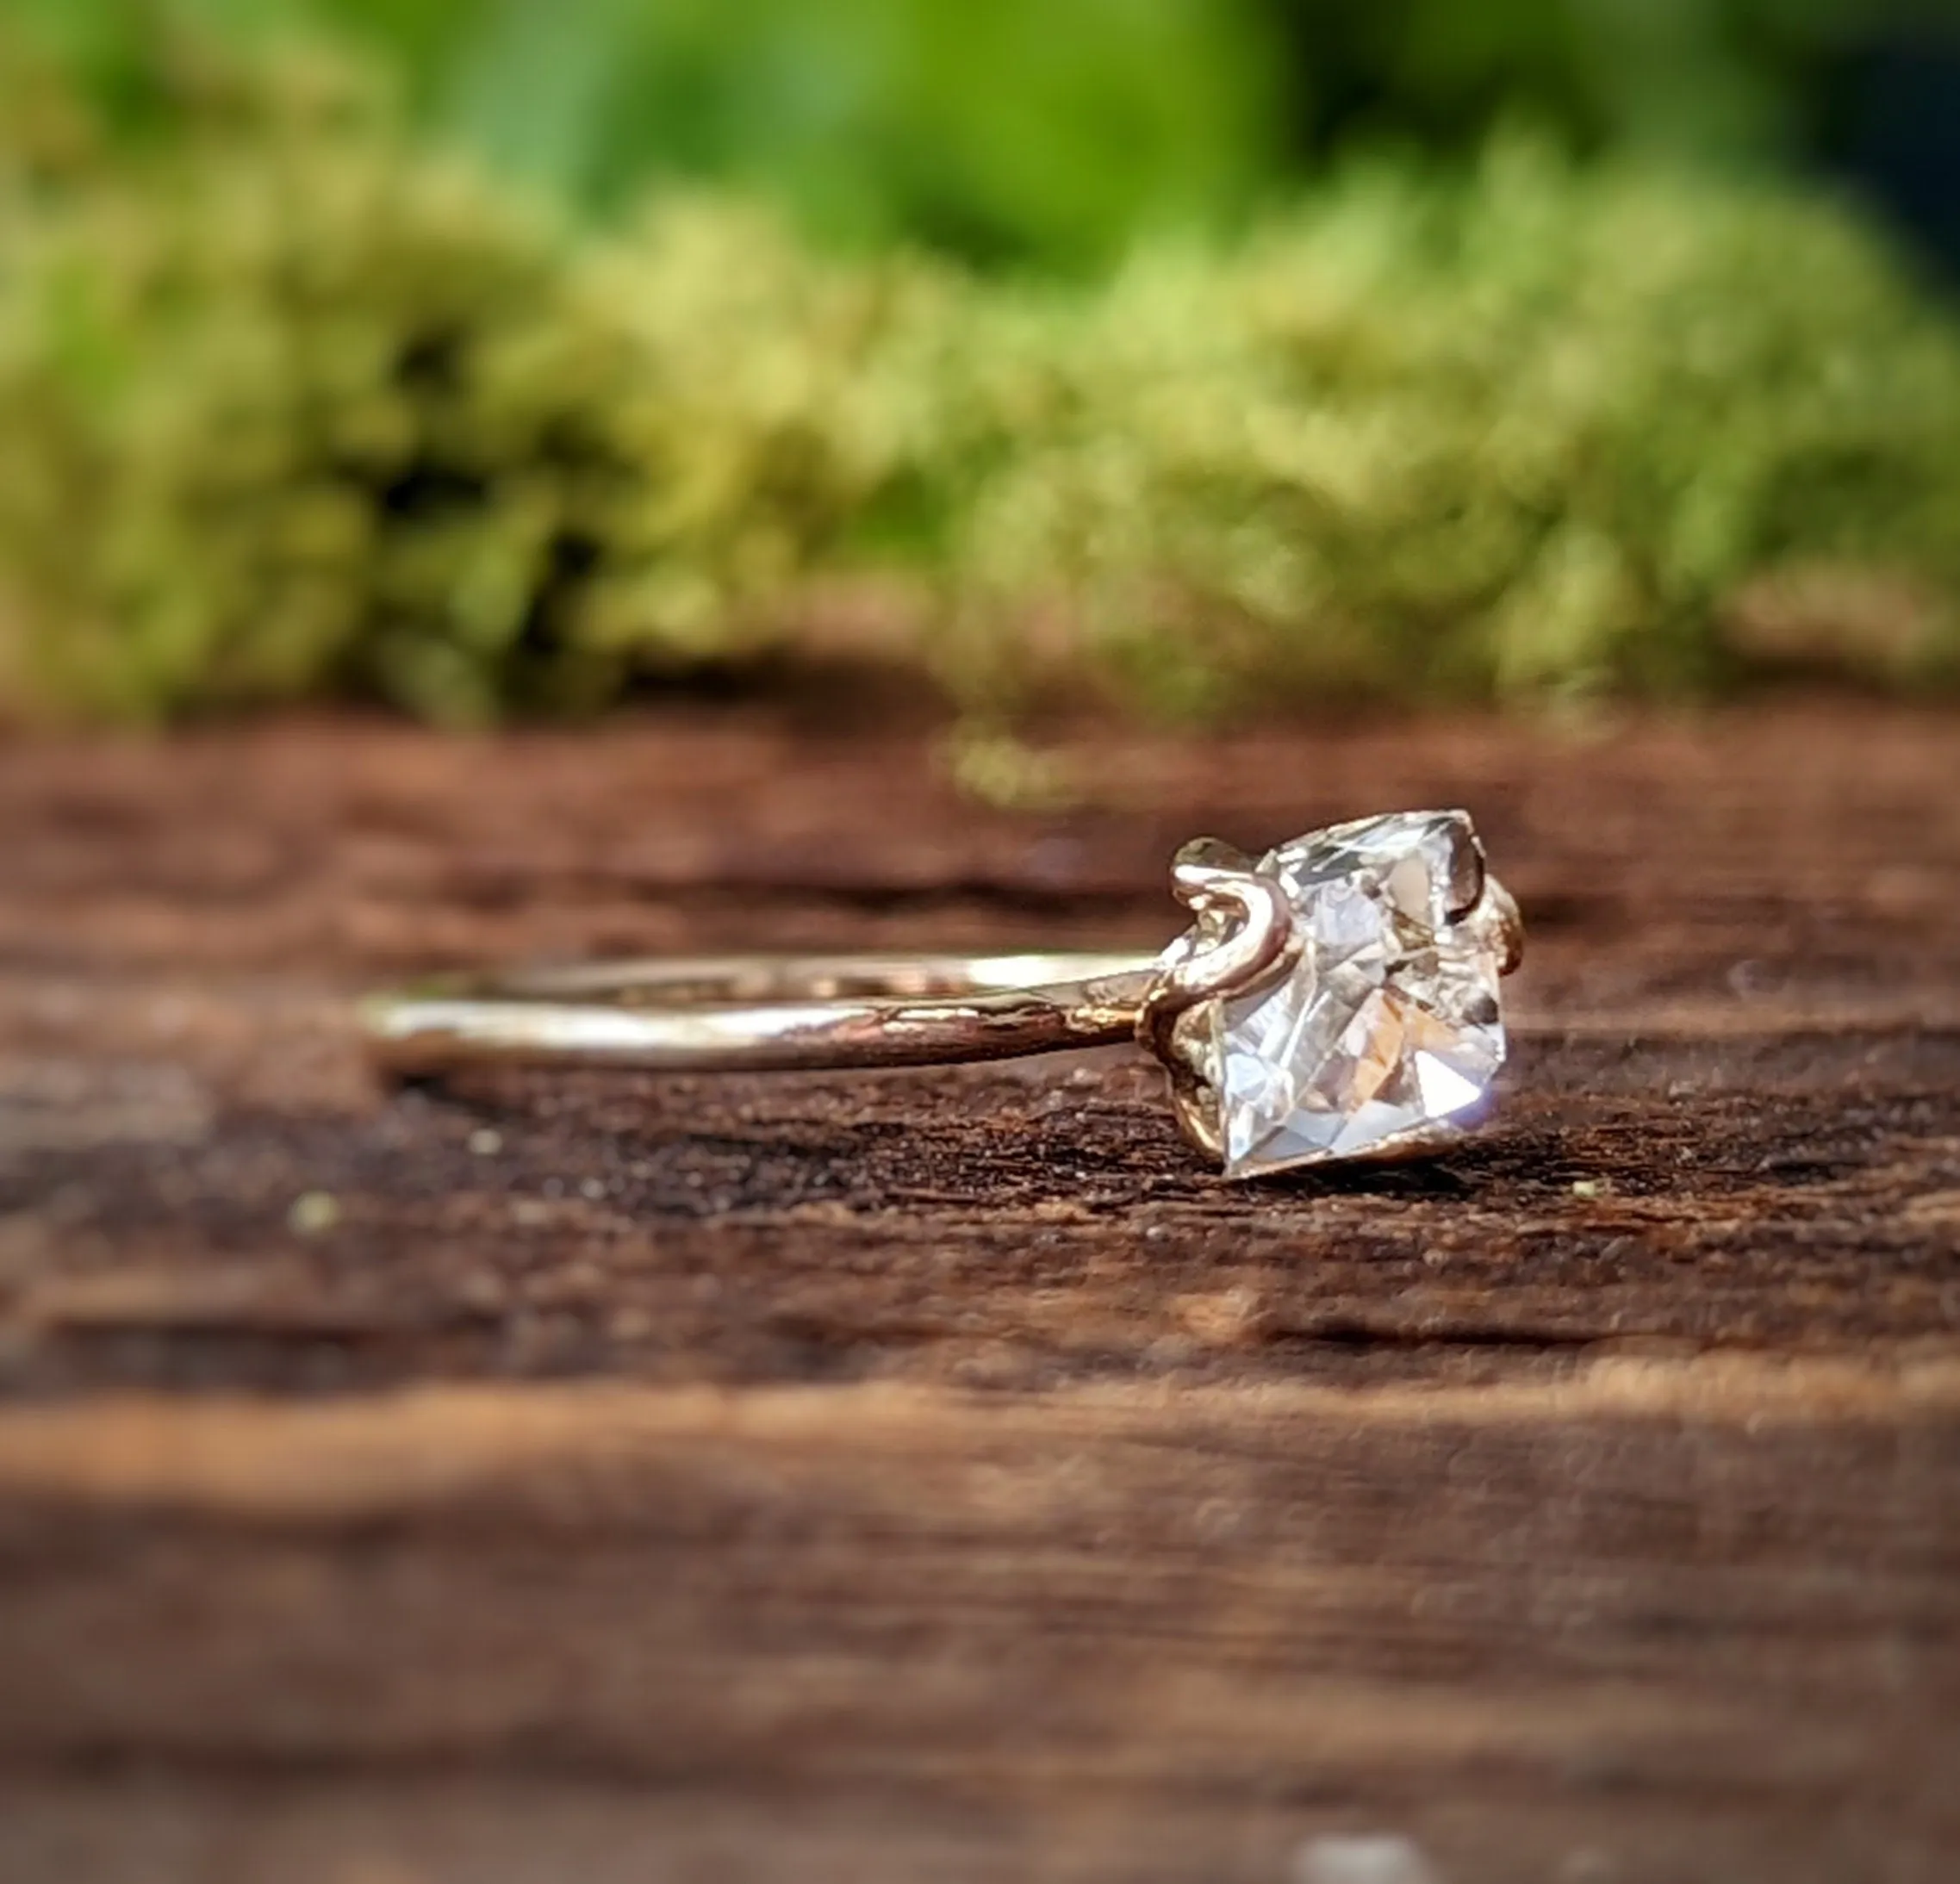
[0,703,1956,1882]
[0,1364,1956,1881]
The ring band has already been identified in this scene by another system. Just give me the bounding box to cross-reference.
[364,952,1160,1075]
[364,810,1523,1178]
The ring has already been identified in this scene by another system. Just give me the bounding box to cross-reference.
[364,810,1523,1178]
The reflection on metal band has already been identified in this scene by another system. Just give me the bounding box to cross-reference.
[363,952,1161,1075]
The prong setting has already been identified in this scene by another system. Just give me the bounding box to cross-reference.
[1135,838,1305,1158]
[1139,843,1300,1022]
[1440,817,1488,921]
[1466,875,1525,973]
[1139,811,1521,1178]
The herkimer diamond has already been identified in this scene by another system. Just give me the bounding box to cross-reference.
[1212,810,1506,1176]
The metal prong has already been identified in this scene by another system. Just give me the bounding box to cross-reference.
[1170,836,1256,885]
[1137,846,1297,1161]
[1439,813,1488,921]
[1154,871,1295,1015]
[1465,876,1524,974]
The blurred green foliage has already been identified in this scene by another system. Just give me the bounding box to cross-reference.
[0,16,1957,727]
[0,29,930,722]
[930,141,1960,717]
[7,0,1929,269]
[1263,0,1895,167]
[9,0,1291,269]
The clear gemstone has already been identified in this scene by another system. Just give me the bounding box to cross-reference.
[1214,811,1505,1177]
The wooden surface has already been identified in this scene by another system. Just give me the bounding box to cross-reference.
[0,703,1956,1883]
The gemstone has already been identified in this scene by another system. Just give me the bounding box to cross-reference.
[1212,811,1505,1177]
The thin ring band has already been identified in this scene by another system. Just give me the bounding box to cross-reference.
[363,953,1161,1076]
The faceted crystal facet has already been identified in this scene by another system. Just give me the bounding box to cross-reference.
[1212,811,1504,1177]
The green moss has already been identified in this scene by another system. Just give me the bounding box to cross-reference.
[576,196,945,668]
[1,31,1957,727]
[921,142,1960,717]
[0,34,920,724]
[0,36,610,722]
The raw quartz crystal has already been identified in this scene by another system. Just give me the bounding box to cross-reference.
[1214,811,1505,1176]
